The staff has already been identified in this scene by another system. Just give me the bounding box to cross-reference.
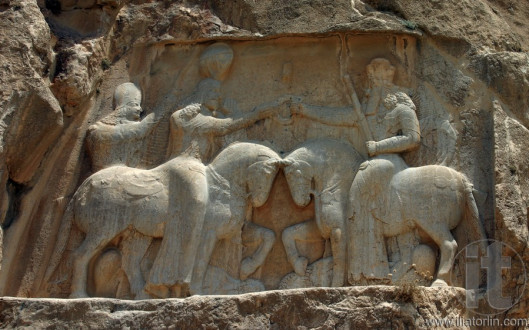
[339,34,373,142]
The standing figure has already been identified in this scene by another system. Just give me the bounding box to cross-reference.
[147,43,288,297]
[167,78,287,162]
[86,82,157,171]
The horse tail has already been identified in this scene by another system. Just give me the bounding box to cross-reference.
[463,177,488,252]
[44,198,75,283]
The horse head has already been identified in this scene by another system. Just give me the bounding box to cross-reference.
[247,157,283,207]
[282,158,314,207]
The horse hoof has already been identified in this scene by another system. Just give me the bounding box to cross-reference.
[331,275,345,287]
[293,257,308,276]
[431,279,448,287]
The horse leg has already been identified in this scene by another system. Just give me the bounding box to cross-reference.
[240,223,276,280]
[120,232,152,300]
[147,175,207,298]
[417,222,457,286]
[282,220,322,276]
[190,230,218,295]
[70,233,113,298]
[330,227,346,287]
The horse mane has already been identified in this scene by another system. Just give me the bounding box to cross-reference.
[288,138,364,166]
[285,138,365,191]
[209,140,279,164]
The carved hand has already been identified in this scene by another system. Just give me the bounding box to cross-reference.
[290,102,304,115]
[366,140,377,157]
[260,103,281,117]
[144,113,158,123]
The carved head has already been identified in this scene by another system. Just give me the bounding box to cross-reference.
[283,159,313,207]
[383,91,415,111]
[114,83,142,120]
[366,58,395,88]
[383,93,398,110]
[197,78,222,114]
[394,91,416,110]
[199,43,234,81]
[247,158,281,207]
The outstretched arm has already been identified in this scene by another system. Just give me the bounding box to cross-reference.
[292,103,359,127]
[209,100,283,136]
[89,113,158,142]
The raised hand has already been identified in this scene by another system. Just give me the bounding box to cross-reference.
[366,140,377,157]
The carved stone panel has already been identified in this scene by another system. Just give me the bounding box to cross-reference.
[36,34,493,299]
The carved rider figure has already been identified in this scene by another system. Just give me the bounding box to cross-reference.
[86,82,157,171]
[167,78,286,162]
[349,89,420,283]
[291,58,420,283]
[347,59,420,282]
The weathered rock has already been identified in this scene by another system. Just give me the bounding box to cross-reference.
[0,287,469,329]
[471,52,529,129]
[364,0,523,52]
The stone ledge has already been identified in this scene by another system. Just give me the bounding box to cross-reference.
[0,286,467,329]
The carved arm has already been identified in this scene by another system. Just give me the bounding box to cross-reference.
[293,103,359,127]
[367,105,420,157]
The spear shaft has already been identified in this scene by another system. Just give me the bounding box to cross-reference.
[339,34,373,142]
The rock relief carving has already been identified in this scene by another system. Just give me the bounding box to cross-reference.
[46,40,488,298]
[167,78,290,163]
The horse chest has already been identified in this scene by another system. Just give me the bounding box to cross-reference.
[206,192,245,225]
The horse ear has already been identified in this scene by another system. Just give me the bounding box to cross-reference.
[295,159,312,173]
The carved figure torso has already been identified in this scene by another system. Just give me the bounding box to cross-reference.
[168,105,222,162]
[86,121,149,171]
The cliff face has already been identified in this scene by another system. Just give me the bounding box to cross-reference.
[1,0,528,324]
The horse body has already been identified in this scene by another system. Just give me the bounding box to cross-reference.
[63,155,206,298]
[48,142,281,298]
[383,165,466,237]
[348,162,487,286]
[190,143,282,294]
[282,139,364,287]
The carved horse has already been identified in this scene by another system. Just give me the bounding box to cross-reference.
[46,142,282,298]
[348,163,487,286]
[283,138,487,287]
[281,138,365,287]
[189,143,283,295]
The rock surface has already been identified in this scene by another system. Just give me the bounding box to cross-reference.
[0,286,468,329]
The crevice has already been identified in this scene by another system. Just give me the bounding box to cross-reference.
[52,46,75,80]
[2,179,28,230]
[45,0,61,15]
[362,0,406,19]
